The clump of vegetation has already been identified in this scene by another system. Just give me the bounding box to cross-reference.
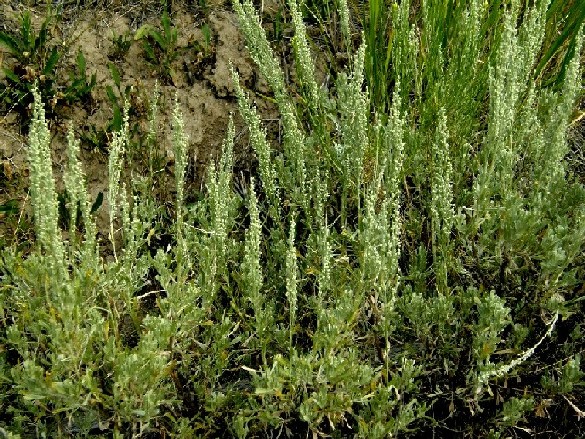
[0,8,97,124]
[0,0,583,437]
[0,10,60,121]
[109,30,132,62]
[135,6,180,85]
[61,49,96,105]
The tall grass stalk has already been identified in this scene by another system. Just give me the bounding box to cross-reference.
[146,81,160,180]
[233,0,307,210]
[198,116,236,306]
[364,0,392,111]
[28,85,65,276]
[242,177,273,364]
[107,100,130,261]
[232,66,280,220]
[285,211,297,353]
[172,93,188,279]
[430,107,454,295]
[536,0,585,87]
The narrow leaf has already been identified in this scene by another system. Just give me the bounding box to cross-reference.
[90,192,104,214]
[0,32,18,54]
[108,63,121,87]
[42,47,60,75]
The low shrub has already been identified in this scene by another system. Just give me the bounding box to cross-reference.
[0,0,583,437]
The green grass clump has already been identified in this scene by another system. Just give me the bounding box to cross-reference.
[0,0,584,437]
[0,10,60,121]
[135,6,180,85]
[0,8,97,125]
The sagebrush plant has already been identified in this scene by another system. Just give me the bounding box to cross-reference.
[0,0,584,437]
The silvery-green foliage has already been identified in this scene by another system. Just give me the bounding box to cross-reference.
[467,15,583,312]
[64,122,97,259]
[2,0,584,436]
[362,86,405,348]
[241,178,275,363]
[537,30,583,189]
[285,212,298,350]
[360,193,389,289]
[231,0,287,101]
[232,0,307,210]
[336,0,351,49]
[231,67,280,218]
[473,291,512,368]
[27,85,65,276]
[243,180,262,299]
[172,95,188,215]
[172,93,189,274]
[475,0,550,215]
[317,222,332,296]
[230,0,584,434]
[111,315,176,428]
[336,42,369,222]
[496,396,535,428]
[194,117,237,306]
[430,107,454,294]
[289,0,320,113]
[541,354,584,395]
[390,0,418,106]
[146,81,160,178]
[108,100,130,260]
[358,357,426,438]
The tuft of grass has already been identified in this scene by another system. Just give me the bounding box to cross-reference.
[535,0,585,88]
[135,5,180,85]
[0,10,60,122]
